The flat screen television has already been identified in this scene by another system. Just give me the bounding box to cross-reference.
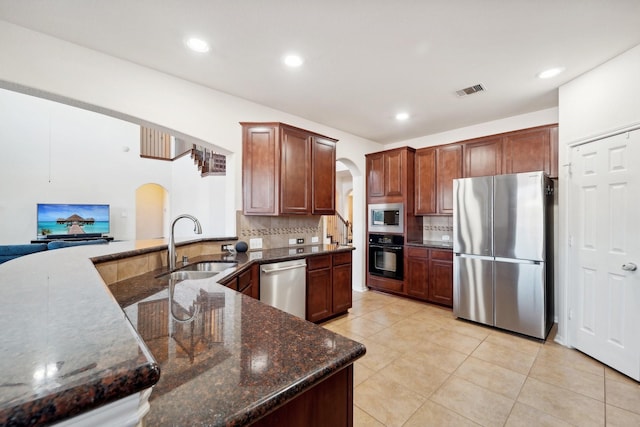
[37,203,110,238]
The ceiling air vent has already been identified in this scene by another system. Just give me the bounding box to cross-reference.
[456,84,486,97]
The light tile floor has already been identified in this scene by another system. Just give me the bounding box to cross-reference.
[321,290,640,427]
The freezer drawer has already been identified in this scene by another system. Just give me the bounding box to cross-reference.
[494,258,547,338]
[453,254,494,326]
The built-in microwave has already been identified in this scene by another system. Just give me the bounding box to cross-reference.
[368,203,403,233]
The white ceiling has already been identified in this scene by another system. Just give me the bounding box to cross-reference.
[1,1,639,144]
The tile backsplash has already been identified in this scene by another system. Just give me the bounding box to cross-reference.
[422,216,453,241]
[236,211,323,249]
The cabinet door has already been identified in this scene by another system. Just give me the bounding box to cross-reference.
[406,247,429,300]
[312,137,336,215]
[367,153,385,199]
[415,148,436,215]
[280,126,311,214]
[307,268,332,322]
[429,255,453,307]
[332,262,352,314]
[464,137,503,177]
[503,128,550,175]
[385,150,404,197]
[242,125,278,215]
[437,144,463,214]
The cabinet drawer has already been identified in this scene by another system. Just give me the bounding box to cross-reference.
[406,246,429,258]
[431,250,453,261]
[333,251,352,266]
[307,255,331,270]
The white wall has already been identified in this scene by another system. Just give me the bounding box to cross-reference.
[556,43,640,346]
[0,88,172,243]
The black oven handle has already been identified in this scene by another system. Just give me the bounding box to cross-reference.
[369,244,403,251]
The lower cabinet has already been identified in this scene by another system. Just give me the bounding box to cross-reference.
[405,247,453,307]
[307,251,353,323]
[220,264,259,300]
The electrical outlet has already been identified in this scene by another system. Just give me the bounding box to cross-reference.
[311,236,319,243]
[288,238,297,245]
[221,244,233,252]
[296,238,305,244]
[442,235,450,241]
[249,238,262,249]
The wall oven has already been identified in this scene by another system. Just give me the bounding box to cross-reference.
[368,233,404,280]
[368,203,403,234]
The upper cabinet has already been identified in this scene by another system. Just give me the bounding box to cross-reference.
[462,124,558,179]
[415,144,462,215]
[463,137,503,178]
[241,122,337,216]
[366,147,415,204]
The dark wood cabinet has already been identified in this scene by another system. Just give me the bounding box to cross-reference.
[414,148,436,215]
[503,127,551,176]
[406,247,429,299]
[312,137,337,215]
[415,144,462,215]
[436,145,463,214]
[280,126,311,214]
[306,252,353,323]
[405,247,453,307]
[428,250,453,307]
[220,264,259,300]
[242,125,279,215]
[366,147,414,203]
[241,122,337,216]
[463,137,503,178]
[332,252,352,314]
[366,152,385,198]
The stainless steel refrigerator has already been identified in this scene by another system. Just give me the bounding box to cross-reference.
[453,171,554,339]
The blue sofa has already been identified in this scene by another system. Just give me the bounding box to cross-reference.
[0,240,109,264]
[0,244,48,264]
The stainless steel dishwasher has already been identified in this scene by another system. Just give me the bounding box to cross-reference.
[260,259,307,319]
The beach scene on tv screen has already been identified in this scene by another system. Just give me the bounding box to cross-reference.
[37,204,110,236]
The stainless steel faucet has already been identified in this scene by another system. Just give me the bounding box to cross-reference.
[168,214,202,271]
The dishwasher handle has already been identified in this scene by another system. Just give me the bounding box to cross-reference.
[261,263,307,274]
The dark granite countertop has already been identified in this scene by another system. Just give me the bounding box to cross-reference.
[406,240,454,250]
[0,238,362,426]
[110,244,365,426]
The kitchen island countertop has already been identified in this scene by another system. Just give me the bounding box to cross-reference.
[0,238,363,426]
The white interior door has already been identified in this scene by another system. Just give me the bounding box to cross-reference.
[569,129,640,380]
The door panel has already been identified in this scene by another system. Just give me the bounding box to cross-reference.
[453,254,494,325]
[570,130,640,381]
[453,176,493,256]
[494,259,546,338]
[494,172,546,261]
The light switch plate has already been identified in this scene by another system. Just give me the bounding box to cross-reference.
[288,238,297,245]
[250,238,262,249]
[311,236,319,243]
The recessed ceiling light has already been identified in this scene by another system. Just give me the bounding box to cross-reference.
[284,54,304,68]
[185,37,210,53]
[395,112,410,121]
[537,67,565,79]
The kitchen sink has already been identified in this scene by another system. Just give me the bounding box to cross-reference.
[179,261,238,272]
[159,270,219,281]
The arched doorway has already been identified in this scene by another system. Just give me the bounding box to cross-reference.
[135,183,168,239]
[335,158,366,292]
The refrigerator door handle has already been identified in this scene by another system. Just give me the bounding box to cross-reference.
[494,257,541,264]
[456,253,494,262]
